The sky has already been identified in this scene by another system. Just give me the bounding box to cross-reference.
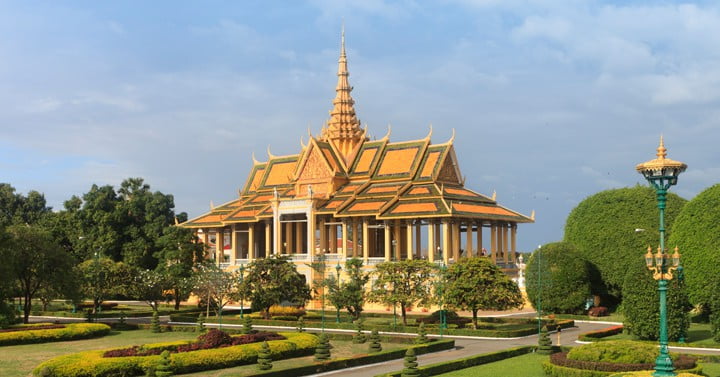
[1,0,719,252]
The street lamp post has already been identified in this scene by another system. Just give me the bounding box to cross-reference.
[438,261,447,337]
[319,251,327,333]
[636,136,687,377]
[536,245,542,335]
[238,265,245,319]
[335,262,341,323]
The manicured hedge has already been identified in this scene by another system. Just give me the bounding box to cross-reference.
[552,351,696,372]
[376,345,534,377]
[542,361,703,377]
[33,332,318,377]
[577,325,624,341]
[253,339,455,377]
[526,242,592,314]
[608,371,704,377]
[0,323,110,346]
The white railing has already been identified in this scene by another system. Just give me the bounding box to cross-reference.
[233,258,250,266]
[366,257,386,266]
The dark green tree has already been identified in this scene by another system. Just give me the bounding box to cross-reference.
[415,322,429,344]
[353,318,366,344]
[151,310,162,333]
[257,341,272,370]
[667,183,720,308]
[331,258,370,320]
[192,263,238,319]
[537,325,553,354]
[445,257,524,327]
[621,258,690,341]
[128,268,169,311]
[154,350,173,377]
[314,332,331,361]
[77,257,133,315]
[0,184,51,227]
[401,348,420,377]
[368,260,435,326]
[241,315,253,334]
[155,226,204,310]
[3,225,77,323]
[242,255,311,319]
[564,186,685,301]
[525,242,592,314]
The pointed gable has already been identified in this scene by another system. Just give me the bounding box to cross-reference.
[436,146,462,185]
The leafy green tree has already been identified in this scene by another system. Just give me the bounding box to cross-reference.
[242,255,311,319]
[192,263,239,318]
[128,268,169,311]
[368,329,382,352]
[257,341,272,370]
[368,260,435,326]
[525,242,592,314]
[3,225,77,323]
[0,184,51,227]
[155,226,204,310]
[0,229,17,327]
[314,333,331,361]
[621,258,690,341]
[337,258,370,320]
[445,257,524,328]
[77,257,133,314]
[564,186,686,301]
[667,183,720,308]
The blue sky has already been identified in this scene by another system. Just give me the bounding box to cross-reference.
[1,1,719,251]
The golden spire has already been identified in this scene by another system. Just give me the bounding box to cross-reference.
[321,26,365,164]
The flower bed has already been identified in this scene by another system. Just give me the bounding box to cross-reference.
[0,323,110,346]
[578,325,624,341]
[33,331,318,377]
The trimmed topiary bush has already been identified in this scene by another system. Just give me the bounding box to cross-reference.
[241,315,253,335]
[668,183,720,309]
[0,323,110,346]
[195,314,205,333]
[369,329,382,353]
[353,318,366,344]
[151,311,161,333]
[296,316,305,333]
[257,341,272,370]
[154,350,173,377]
[537,325,553,355]
[526,242,592,314]
[567,340,657,364]
[621,258,690,341]
[415,322,428,344]
[314,333,331,361]
[401,347,420,377]
[564,186,686,301]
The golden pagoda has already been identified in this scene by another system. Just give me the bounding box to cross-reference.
[182,32,533,292]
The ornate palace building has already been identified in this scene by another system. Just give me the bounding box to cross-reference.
[181,33,533,282]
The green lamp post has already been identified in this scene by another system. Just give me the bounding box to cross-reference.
[438,259,447,338]
[238,265,245,319]
[335,262,342,323]
[636,136,686,377]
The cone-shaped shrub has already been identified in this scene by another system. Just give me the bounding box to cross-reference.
[415,322,429,344]
[196,313,205,333]
[151,311,161,333]
[241,315,253,334]
[368,329,382,353]
[353,318,366,344]
[296,316,305,333]
[537,325,553,355]
[401,347,420,377]
[154,350,173,377]
[257,341,272,370]
[314,333,331,361]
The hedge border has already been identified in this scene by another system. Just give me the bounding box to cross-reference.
[33,331,318,377]
[550,352,696,373]
[543,362,704,377]
[252,338,455,377]
[578,326,624,341]
[375,345,535,377]
[0,323,110,346]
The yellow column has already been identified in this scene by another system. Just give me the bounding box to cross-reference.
[406,221,413,260]
[331,223,337,254]
[490,224,497,264]
[248,224,255,261]
[415,223,422,259]
[201,229,209,260]
[215,229,224,265]
[308,214,315,257]
[231,224,239,262]
[285,221,292,254]
[427,221,435,262]
[453,222,460,261]
[384,221,391,262]
[319,218,326,253]
[352,218,359,258]
[503,224,509,264]
[394,220,401,260]
[341,220,348,258]
[476,221,483,257]
[362,219,369,263]
[296,222,303,254]
[265,222,271,257]
[511,224,517,264]
[442,219,450,264]
[465,221,473,258]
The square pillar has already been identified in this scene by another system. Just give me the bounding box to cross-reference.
[384,221,391,262]
[393,220,401,260]
[490,224,497,264]
[319,218,326,253]
[248,224,255,261]
[362,219,369,263]
[265,222,271,257]
[427,221,435,262]
[341,220,348,258]
[215,229,224,265]
[441,219,450,264]
[476,221,483,257]
[406,221,413,260]
[415,223,422,259]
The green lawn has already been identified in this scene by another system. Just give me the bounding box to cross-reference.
[178,339,406,376]
[602,323,719,347]
[702,362,720,377]
[435,352,548,377]
[0,329,199,377]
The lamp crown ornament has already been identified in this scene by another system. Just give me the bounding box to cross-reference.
[635,135,687,188]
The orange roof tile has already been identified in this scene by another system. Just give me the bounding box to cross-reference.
[342,184,362,193]
[377,147,419,175]
[349,201,385,211]
[249,167,266,191]
[355,148,378,173]
[193,214,226,224]
[420,151,441,178]
[446,187,479,197]
[265,161,297,186]
[452,203,514,216]
[391,202,437,214]
[367,185,402,194]
[251,194,273,203]
[409,187,430,195]
[325,200,345,209]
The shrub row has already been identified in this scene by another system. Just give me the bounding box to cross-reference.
[33,332,318,377]
[608,371,704,377]
[32,307,204,318]
[0,323,110,346]
[375,345,534,377]
[253,339,455,377]
[577,326,624,341]
[544,362,704,377]
[76,302,119,310]
[0,324,65,333]
[550,352,696,373]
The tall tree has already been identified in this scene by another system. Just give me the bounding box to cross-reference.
[155,225,204,310]
[368,260,435,326]
[77,257,133,314]
[323,258,369,320]
[0,184,51,227]
[128,268,169,311]
[192,263,239,317]
[3,224,77,323]
[242,255,311,319]
[445,257,524,328]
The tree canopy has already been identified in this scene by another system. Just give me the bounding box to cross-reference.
[242,255,311,319]
[564,186,686,301]
[667,183,720,308]
[445,257,524,328]
[525,242,592,314]
[368,259,435,326]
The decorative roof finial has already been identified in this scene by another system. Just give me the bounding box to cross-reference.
[657,134,667,159]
